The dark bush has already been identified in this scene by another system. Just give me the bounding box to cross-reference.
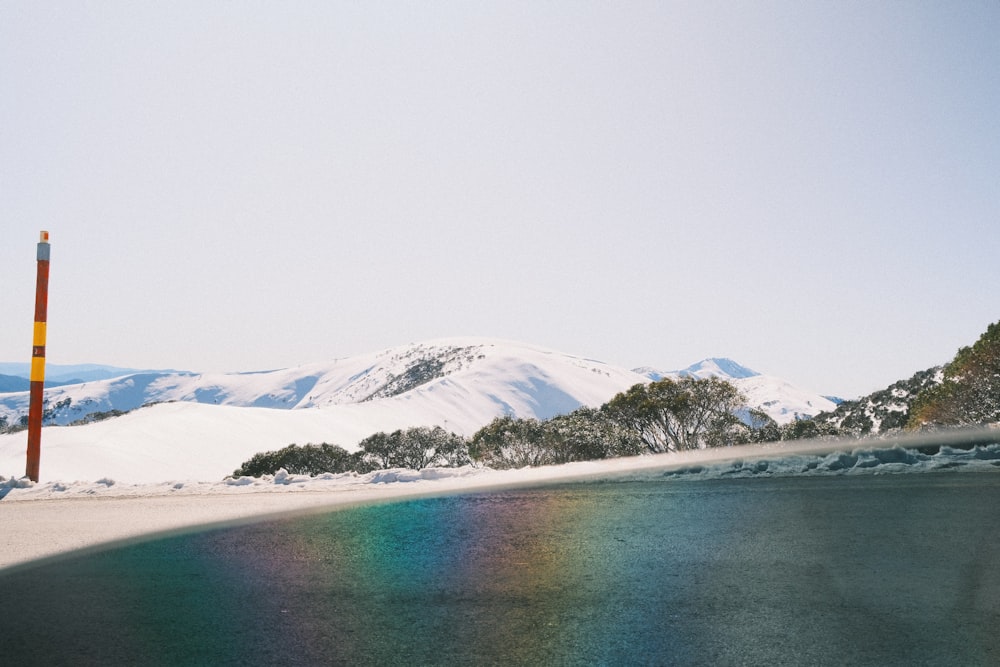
[232,442,356,477]
[355,426,470,472]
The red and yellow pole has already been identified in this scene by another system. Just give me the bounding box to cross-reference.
[25,231,50,482]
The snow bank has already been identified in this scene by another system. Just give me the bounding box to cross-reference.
[0,465,495,501]
[4,441,998,503]
[659,444,1000,480]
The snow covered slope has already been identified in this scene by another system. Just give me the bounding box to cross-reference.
[733,375,838,423]
[0,340,838,482]
[0,339,644,426]
[635,357,833,423]
[634,357,759,382]
[0,339,650,481]
[678,357,761,380]
[0,346,831,431]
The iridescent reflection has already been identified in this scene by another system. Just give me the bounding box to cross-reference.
[3,473,999,665]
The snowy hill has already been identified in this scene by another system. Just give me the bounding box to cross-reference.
[635,356,760,382]
[0,339,643,426]
[734,375,838,423]
[812,366,943,434]
[1,346,834,431]
[0,340,839,482]
[635,357,759,382]
[679,357,761,380]
[635,357,835,422]
[0,339,649,481]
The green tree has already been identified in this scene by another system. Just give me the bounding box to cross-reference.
[740,408,781,443]
[470,415,551,469]
[604,376,747,452]
[355,431,395,471]
[779,418,840,441]
[543,407,644,462]
[232,442,354,477]
[356,426,470,471]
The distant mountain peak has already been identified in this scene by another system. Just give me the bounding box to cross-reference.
[1,341,830,442]
[0,337,644,428]
[632,357,760,383]
[632,357,760,382]
[1,339,848,480]
[679,358,760,380]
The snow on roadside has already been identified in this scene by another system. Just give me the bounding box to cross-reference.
[3,441,999,503]
[656,443,1000,480]
[0,465,492,502]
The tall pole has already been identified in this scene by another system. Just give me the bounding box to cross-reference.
[25,231,50,482]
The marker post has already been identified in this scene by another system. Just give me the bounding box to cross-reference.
[25,231,50,482]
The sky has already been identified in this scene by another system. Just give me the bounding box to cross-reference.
[1,1,998,399]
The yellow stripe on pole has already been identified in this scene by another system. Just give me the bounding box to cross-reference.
[30,356,46,383]
[32,321,47,346]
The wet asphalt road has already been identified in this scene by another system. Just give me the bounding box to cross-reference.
[2,472,999,666]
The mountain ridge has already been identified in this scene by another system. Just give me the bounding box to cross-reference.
[1,338,834,430]
[0,362,183,384]
[0,338,846,482]
[633,357,759,382]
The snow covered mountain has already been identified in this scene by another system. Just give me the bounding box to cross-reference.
[0,339,839,482]
[635,357,837,422]
[0,362,172,384]
[636,357,760,381]
[734,375,838,423]
[1,344,834,431]
[0,339,643,427]
[0,339,647,480]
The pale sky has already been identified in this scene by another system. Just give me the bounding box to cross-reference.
[2,1,998,399]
